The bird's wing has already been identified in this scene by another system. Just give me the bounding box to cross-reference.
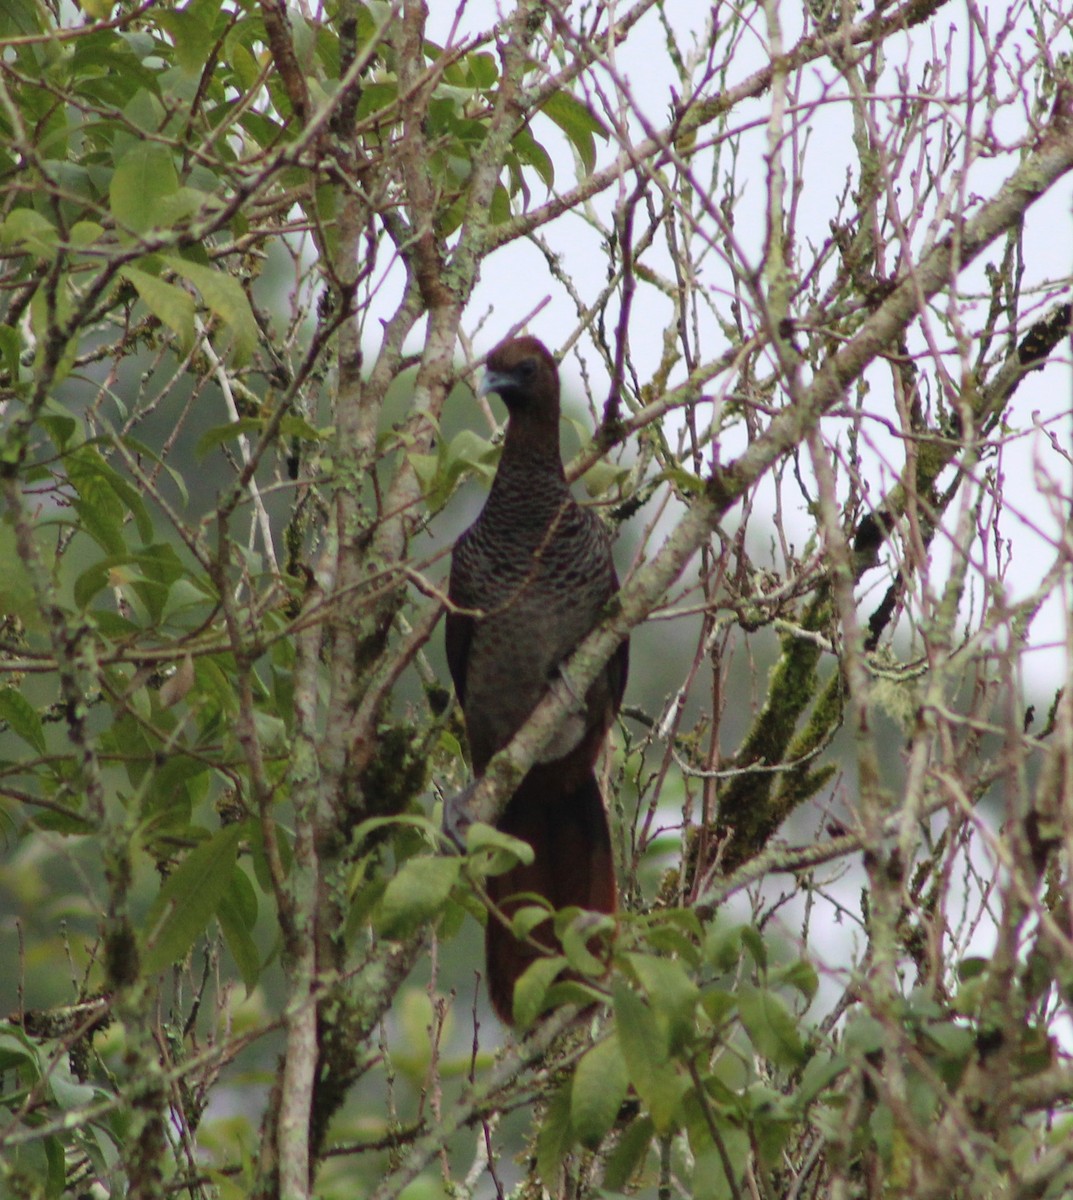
[445,535,476,705]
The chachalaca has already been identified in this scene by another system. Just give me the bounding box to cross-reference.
[446,335,629,1022]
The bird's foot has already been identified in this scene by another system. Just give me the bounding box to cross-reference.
[553,665,585,709]
[442,781,478,851]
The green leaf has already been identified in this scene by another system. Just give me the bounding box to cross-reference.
[737,983,806,1068]
[414,427,498,510]
[465,51,498,89]
[603,1114,655,1191]
[774,958,819,1003]
[120,265,195,351]
[0,1,43,35]
[157,6,218,74]
[693,1139,747,1200]
[143,822,246,973]
[626,952,700,1051]
[69,220,105,249]
[350,811,442,848]
[224,861,258,940]
[703,922,744,972]
[546,978,608,1011]
[71,499,124,558]
[700,987,736,1026]
[512,125,554,189]
[638,907,704,963]
[535,1082,574,1194]
[44,1132,66,1198]
[489,182,510,225]
[582,459,629,498]
[142,754,205,830]
[513,954,567,1029]
[250,819,292,894]
[560,910,613,977]
[614,981,687,1133]
[0,323,21,382]
[408,450,440,498]
[0,1026,39,1071]
[0,209,59,259]
[661,465,707,497]
[279,414,326,443]
[571,1035,629,1148]
[120,435,190,506]
[110,143,180,236]
[217,867,261,994]
[540,89,609,174]
[795,1050,846,1107]
[74,556,129,612]
[957,955,990,981]
[29,278,76,383]
[67,445,154,546]
[925,1021,974,1063]
[509,903,553,941]
[466,820,535,879]
[41,401,78,452]
[0,686,46,754]
[464,821,534,862]
[842,1012,885,1057]
[740,925,768,969]
[196,418,266,459]
[165,255,259,364]
[377,855,461,939]
[446,428,497,475]
[0,526,43,631]
[48,1064,97,1110]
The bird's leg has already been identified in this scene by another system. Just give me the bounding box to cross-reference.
[532,666,591,763]
[442,779,479,850]
[551,662,586,710]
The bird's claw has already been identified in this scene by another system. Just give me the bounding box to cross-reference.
[443,782,478,852]
[554,666,585,709]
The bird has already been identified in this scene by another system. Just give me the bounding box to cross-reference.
[445,335,629,1023]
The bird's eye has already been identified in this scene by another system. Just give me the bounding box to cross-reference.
[518,358,537,378]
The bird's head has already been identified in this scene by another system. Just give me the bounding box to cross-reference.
[480,336,560,422]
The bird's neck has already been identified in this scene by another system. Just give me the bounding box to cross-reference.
[496,414,566,484]
[483,414,569,525]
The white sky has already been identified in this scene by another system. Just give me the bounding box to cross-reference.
[417,1,1073,1021]
[417,0,1073,696]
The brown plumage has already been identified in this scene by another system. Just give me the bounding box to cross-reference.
[446,335,628,1023]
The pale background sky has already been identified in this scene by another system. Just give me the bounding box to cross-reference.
[417,0,1073,688]
[413,0,1073,1029]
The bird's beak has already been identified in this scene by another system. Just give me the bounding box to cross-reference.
[479,368,511,398]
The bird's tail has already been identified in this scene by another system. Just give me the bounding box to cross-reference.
[484,764,616,1024]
